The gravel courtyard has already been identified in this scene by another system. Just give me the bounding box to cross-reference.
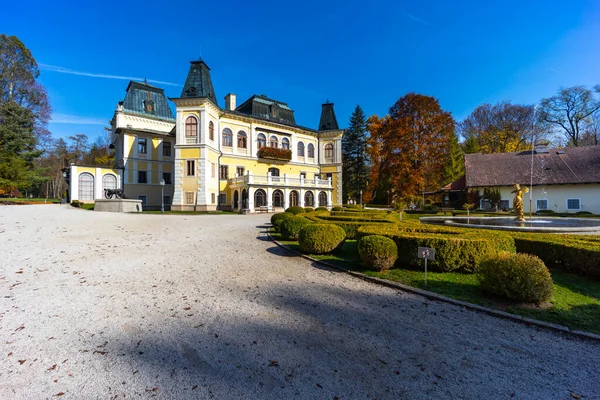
[1,205,599,399]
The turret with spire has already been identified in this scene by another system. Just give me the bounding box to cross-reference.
[318,101,339,131]
[180,58,217,105]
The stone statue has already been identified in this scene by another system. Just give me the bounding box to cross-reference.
[512,184,529,221]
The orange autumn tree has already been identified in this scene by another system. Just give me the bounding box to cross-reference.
[366,93,455,205]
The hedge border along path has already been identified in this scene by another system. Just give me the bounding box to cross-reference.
[266,230,600,343]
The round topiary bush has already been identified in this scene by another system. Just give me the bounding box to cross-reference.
[315,207,328,212]
[358,235,398,271]
[285,206,306,215]
[304,207,315,213]
[331,206,344,212]
[271,212,293,231]
[298,224,346,254]
[280,216,312,240]
[476,253,554,303]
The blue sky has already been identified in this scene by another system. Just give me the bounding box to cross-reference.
[2,0,599,142]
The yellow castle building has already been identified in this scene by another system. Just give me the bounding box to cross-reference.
[67,59,343,212]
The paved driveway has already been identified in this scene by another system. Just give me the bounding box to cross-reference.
[1,205,598,399]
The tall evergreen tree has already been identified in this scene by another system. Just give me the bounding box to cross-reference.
[342,105,369,203]
[442,132,465,185]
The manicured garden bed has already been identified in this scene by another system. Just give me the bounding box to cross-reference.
[270,230,600,334]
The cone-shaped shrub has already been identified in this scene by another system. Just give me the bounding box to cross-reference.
[298,224,346,254]
[285,206,305,215]
[476,253,554,303]
[358,235,398,272]
[280,216,312,240]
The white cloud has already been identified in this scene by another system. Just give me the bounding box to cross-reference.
[403,12,434,27]
[50,113,107,125]
[39,63,182,87]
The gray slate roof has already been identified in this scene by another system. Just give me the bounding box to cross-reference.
[235,95,296,125]
[318,102,339,131]
[122,81,175,122]
[465,146,600,187]
[180,60,217,104]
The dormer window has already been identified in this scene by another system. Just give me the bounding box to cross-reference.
[271,104,277,118]
[143,99,155,114]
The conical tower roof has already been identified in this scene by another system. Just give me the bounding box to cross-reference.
[180,59,217,105]
[318,101,339,131]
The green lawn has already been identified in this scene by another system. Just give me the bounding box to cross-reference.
[270,231,600,334]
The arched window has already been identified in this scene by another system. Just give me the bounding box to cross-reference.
[209,121,214,141]
[273,189,284,207]
[185,116,198,137]
[297,141,305,157]
[254,189,267,207]
[257,133,266,149]
[270,136,278,148]
[325,143,334,159]
[304,191,314,207]
[102,174,117,191]
[78,173,94,201]
[289,190,299,207]
[222,128,233,147]
[281,137,289,150]
[308,143,315,158]
[319,191,327,207]
[237,131,247,148]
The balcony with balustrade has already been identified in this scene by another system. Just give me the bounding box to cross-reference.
[228,171,332,190]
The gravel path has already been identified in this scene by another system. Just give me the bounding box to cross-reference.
[1,205,599,399]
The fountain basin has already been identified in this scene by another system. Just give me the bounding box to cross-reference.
[419,216,600,233]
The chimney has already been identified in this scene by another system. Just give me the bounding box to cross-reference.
[225,93,237,111]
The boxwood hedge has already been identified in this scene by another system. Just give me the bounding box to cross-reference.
[298,224,346,254]
[280,216,313,240]
[358,235,398,271]
[271,212,293,231]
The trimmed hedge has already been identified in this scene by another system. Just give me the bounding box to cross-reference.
[285,206,306,215]
[298,224,346,254]
[512,234,600,278]
[357,225,515,272]
[280,216,313,240]
[304,207,315,213]
[315,207,328,212]
[358,235,398,271]
[270,212,293,231]
[331,206,344,211]
[476,253,554,303]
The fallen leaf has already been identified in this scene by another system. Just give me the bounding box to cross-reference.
[8,352,12,356]
[18,360,26,365]
[183,307,191,310]
[269,360,279,367]
[48,364,57,371]
[571,393,581,400]
[54,393,64,397]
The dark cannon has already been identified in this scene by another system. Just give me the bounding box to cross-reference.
[104,188,125,199]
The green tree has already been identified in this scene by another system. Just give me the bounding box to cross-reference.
[442,132,464,185]
[342,105,369,203]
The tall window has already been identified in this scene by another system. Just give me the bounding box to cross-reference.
[185,116,198,137]
[536,199,548,211]
[138,138,147,154]
[138,171,147,183]
[102,174,117,191]
[289,190,299,207]
[325,143,334,159]
[273,190,283,207]
[211,163,216,178]
[222,128,233,147]
[254,189,267,207]
[297,141,305,157]
[186,160,195,176]
[566,198,581,210]
[257,133,266,149]
[162,172,172,185]
[305,191,314,207]
[163,141,172,157]
[270,136,278,148]
[282,137,289,150]
[319,191,327,207]
[78,173,94,201]
[308,143,315,158]
[237,131,247,148]
[186,192,195,205]
[209,121,214,141]
[236,166,245,177]
[220,165,229,180]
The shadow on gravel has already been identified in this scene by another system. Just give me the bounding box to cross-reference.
[266,246,299,258]
[105,281,600,400]
[256,225,271,229]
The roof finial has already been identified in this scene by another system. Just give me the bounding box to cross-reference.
[144,77,148,85]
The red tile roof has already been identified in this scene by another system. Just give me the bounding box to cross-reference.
[465,146,600,187]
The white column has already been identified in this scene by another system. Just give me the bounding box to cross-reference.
[95,168,102,200]
[299,189,305,208]
[176,110,183,145]
[283,188,289,209]
[267,187,273,210]
[247,170,253,184]
[267,171,272,185]
[328,177,332,188]
[248,187,255,211]
[327,190,333,208]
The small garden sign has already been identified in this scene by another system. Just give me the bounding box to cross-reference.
[418,246,435,286]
